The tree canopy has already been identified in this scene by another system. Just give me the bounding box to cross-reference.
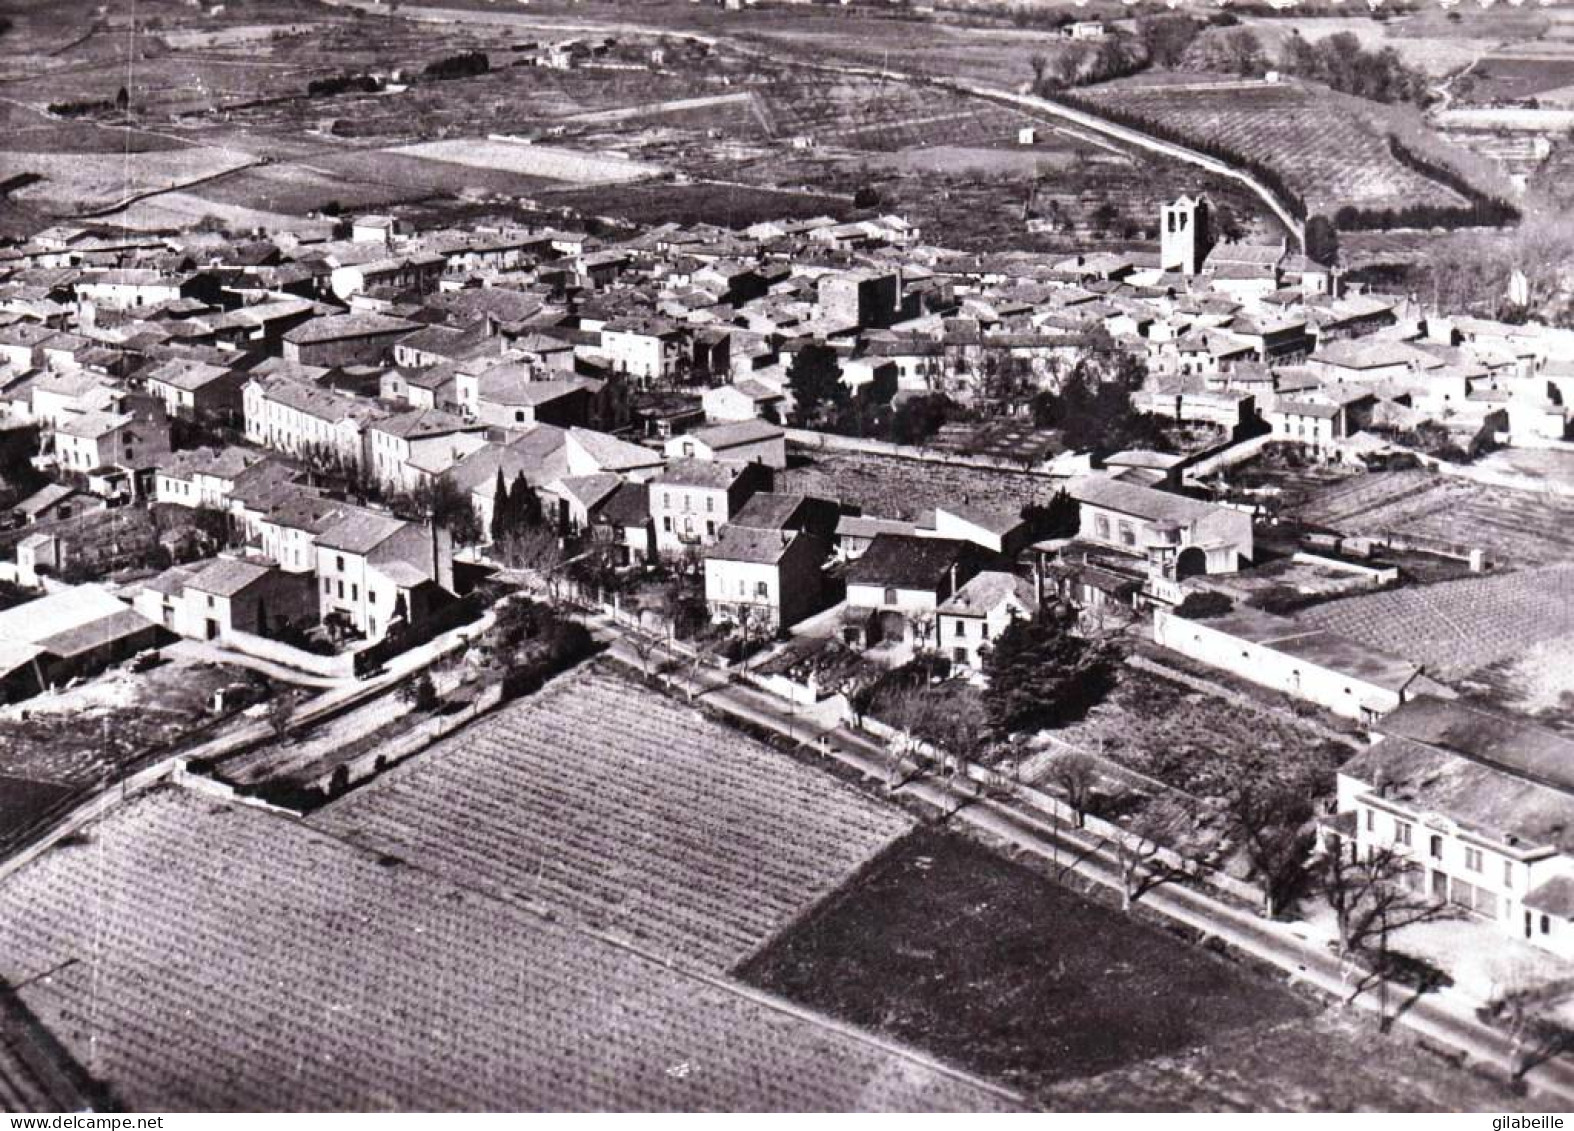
[982,609,1116,734]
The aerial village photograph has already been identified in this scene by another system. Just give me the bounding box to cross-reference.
[5,0,1574,1117]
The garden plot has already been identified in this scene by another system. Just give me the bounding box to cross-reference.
[389,138,663,184]
[0,788,1014,1112]
[311,666,912,971]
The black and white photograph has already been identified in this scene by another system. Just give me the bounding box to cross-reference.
[0,0,1573,1115]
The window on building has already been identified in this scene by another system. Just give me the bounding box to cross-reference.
[755,581,768,598]
[1395,821,1412,847]
[1119,523,1135,547]
[1504,860,1514,889]
[1429,834,1443,860]
[336,555,344,572]
[662,516,672,532]
[351,584,358,602]
[323,578,331,594]
[1543,914,1552,935]
[663,492,670,508]
[706,521,715,537]
[1094,514,1110,539]
[337,580,344,599]
[884,587,898,606]
[954,620,965,638]
[705,496,714,513]
[1465,847,1483,873]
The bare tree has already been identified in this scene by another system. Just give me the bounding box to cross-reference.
[266,692,295,745]
[1224,777,1313,919]
[878,683,941,792]
[1044,750,1099,828]
[1487,962,1574,1083]
[626,629,659,683]
[1110,793,1214,913]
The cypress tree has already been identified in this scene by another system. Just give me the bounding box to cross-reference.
[489,468,511,545]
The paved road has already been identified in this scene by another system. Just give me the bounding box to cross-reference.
[590,614,1574,1104]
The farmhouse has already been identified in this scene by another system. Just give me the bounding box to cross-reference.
[1069,475,1253,577]
[1332,697,1574,961]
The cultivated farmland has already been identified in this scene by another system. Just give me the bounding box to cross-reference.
[1297,471,1574,567]
[311,666,913,971]
[1072,76,1467,217]
[7,148,256,214]
[390,138,664,184]
[0,788,1014,1111]
[1295,563,1574,682]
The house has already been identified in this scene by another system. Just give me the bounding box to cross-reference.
[702,379,783,423]
[329,251,446,301]
[600,319,685,384]
[368,409,490,494]
[281,312,419,367]
[54,408,170,487]
[0,584,162,703]
[1153,605,1447,723]
[462,366,595,430]
[703,524,829,632]
[10,482,98,526]
[649,458,770,556]
[589,480,655,567]
[132,556,318,642]
[243,374,386,470]
[1330,696,1574,960]
[1265,393,1377,458]
[936,570,1037,672]
[662,418,787,470]
[930,503,1032,558]
[153,446,270,511]
[843,534,990,648]
[142,357,248,423]
[1069,476,1253,578]
[314,508,456,641]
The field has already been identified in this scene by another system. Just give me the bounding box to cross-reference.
[1459,55,1574,107]
[741,825,1515,1110]
[0,787,1014,1111]
[389,138,663,183]
[544,180,849,230]
[1073,76,1466,217]
[1295,563,1574,682]
[1041,1010,1520,1112]
[779,449,1064,524]
[1297,471,1574,567]
[310,665,913,971]
[6,148,255,214]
